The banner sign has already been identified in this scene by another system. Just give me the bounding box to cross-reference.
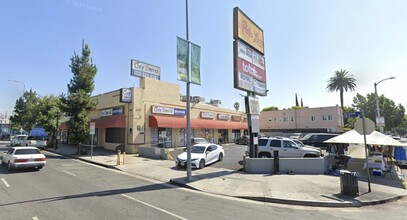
[130,59,161,80]
[120,88,132,103]
[233,7,264,54]
[191,43,201,85]
[177,36,189,82]
[99,107,124,117]
[201,112,216,119]
[152,105,186,116]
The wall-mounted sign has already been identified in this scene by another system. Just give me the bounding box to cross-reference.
[120,88,132,103]
[152,105,186,116]
[130,59,161,80]
[233,7,264,54]
[99,107,124,117]
[201,112,216,119]
[231,115,242,121]
[218,114,230,120]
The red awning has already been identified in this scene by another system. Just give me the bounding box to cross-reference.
[149,115,247,129]
[90,115,126,129]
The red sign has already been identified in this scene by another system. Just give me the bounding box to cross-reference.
[237,57,266,82]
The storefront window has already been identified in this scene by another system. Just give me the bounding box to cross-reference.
[106,128,125,143]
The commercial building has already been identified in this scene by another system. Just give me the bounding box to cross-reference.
[72,78,247,153]
[260,106,344,135]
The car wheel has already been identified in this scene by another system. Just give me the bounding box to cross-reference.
[259,153,271,158]
[218,153,223,161]
[199,159,205,169]
[37,166,43,170]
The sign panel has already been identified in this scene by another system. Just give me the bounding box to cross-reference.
[218,114,230,120]
[130,59,160,80]
[191,43,201,85]
[248,96,260,115]
[177,36,189,82]
[89,122,95,135]
[231,115,241,121]
[99,107,124,117]
[152,105,186,116]
[376,116,385,127]
[233,7,264,54]
[344,111,362,118]
[234,40,267,96]
[120,88,132,103]
[201,112,216,119]
[355,118,375,135]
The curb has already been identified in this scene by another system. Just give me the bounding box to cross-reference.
[45,149,120,170]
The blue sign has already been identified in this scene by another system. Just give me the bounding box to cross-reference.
[344,112,362,118]
[174,108,186,116]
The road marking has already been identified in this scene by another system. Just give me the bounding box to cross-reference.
[62,170,76,177]
[121,194,188,220]
[32,217,39,220]
[1,178,10,187]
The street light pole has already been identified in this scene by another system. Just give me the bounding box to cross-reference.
[374,76,395,133]
[8,80,25,93]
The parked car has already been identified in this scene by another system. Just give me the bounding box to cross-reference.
[299,133,338,149]
[1,133,10,141]
[35,137,48,150]
[235,136,249,145]
[1,147,46,171]
[20,136,40,147]
[176,143,224,169]
[191,137,209,145]
[10,135,28,146]
[253,137,322,158]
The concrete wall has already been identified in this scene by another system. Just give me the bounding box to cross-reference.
[138,146,166,160]
[245,157,325,174]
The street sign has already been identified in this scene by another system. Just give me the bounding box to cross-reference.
[344,112,362,118]
[90,122,95,135]
[354,118,375,135]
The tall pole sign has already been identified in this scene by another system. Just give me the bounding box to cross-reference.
[233,7,266,158]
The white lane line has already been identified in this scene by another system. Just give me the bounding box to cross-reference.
[62,170,76,177]
[121,194,188,220]
[33,217,39,220]
[1,178,10,187]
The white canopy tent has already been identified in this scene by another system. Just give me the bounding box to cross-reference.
[324,130,407,146]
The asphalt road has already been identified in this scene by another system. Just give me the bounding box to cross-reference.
[2,141,407,219]
[169,143,247,170]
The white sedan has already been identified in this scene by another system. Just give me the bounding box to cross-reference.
[176,144,224,169]
[1,147,46,171]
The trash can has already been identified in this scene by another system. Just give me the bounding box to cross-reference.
[340,170,359,196]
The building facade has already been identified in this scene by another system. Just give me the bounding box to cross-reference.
[83,78,247,153]
[260,106,344,134]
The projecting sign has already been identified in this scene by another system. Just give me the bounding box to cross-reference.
[130,59,161,80]
[120,88,132,103]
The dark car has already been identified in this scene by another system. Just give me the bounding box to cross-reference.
[1,133,10,141]
[235,136,249,145]
[299,133,338,149]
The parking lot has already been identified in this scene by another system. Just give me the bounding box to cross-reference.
[169,143,247,170]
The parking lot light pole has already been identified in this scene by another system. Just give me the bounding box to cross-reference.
[374,76,395,133]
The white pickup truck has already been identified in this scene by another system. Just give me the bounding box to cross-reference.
[253,137,322,158]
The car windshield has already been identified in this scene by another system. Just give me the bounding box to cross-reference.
[293,140,304,147]
[191,146,206,154]
[194,138,208,144]
[15,149,41,155]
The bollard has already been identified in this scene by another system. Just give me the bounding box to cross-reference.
[166,149,172,160]
[122,152,126,165]
[117,150,121,165]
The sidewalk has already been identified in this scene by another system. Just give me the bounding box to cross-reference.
[47,144,406,207]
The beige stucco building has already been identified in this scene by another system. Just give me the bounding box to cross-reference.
[260,106,344,134]
[74,78,247,153]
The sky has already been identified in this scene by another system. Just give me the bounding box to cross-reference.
[1,0,407,118]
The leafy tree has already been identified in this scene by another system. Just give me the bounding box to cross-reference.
[288,106,304,110]
[262,106,279,111]
[352,93,405,132]
[9,89,39,132]
[63,41,97,145]
[36,95,63,138]
[326,69,357,110]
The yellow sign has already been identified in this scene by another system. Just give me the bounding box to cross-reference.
[233,7,264,54]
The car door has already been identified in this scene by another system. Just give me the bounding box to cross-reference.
[269,140,282,157]
[2,149,14,163]
[282,140,300,157]
[206,145,218,164]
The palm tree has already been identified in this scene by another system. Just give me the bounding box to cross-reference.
[326,69,357,109]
